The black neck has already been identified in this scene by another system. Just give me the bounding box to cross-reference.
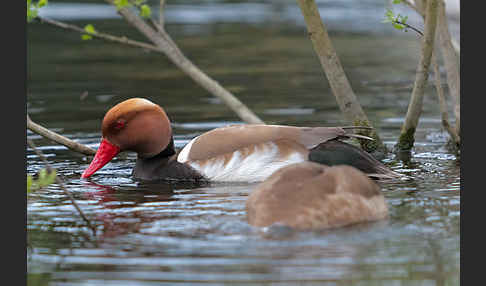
[159,136,176,158]
[151,136,176,159]
[132,136,207,182]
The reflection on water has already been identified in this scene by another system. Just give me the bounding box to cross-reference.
[27,1,459,285]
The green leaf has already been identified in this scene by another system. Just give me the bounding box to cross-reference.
[27,0,49,23]
[82,34,93,40]
[27,175,33,193]
[82,24,97,40]
[134,0,146,6]
[84,24,97,34]
[27,0,37,23]
[37,169,56,188]
[43,170,57,187]
[382,9,394,23]
[27,169,56,192]
[38,168,47,181]
[140,4,152,19]
[392,0,402,4]
[114,0,131,10]
[393,23,405,30]
[37,0,48,8]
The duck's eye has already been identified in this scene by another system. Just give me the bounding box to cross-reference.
[114,119,126,130]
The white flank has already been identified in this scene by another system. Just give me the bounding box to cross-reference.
[177,136,198,163]
[187,142,306,182]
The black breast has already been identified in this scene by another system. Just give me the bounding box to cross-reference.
[132,153,208,183]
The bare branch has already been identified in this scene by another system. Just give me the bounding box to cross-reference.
[38,17,161,53]
[27,114,96,156]
[431,53,459,144]
[401,0,460,145]
[401,0,424,16]
[392,20,423,36]
[105,0,264,124]
[436,0,460,137]
[296,0,386,155]
[396,0,439,152]
[38,8,264,125]
[159,0,166,28]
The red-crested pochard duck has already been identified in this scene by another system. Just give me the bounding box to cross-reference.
[246,162,388,230]
[81,98,401,182]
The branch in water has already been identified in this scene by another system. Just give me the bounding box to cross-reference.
[27,114,96,156]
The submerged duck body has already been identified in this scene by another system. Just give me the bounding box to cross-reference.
[246,162,389,230]
[82,98,400,182]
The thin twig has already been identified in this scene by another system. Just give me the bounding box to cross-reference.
[27,139,97,236]
[401,0,424,16]
[27,114,96,156]
[436,0,460,138]
[159,0,166,28]
[431,53,459,144]
[150,18,179,50]
[393,20,424,36]
[38,17,162,53]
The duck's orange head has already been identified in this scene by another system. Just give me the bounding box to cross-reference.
[82,98,172,178]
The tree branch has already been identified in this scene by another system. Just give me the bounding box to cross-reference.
[431,53,459,145]
[296,0,386,155]
[396,0,439,152]
[38,6,264,125]
[27,114,96,156]
[104,0,264,124]
[38,17,161,53]
[401,0,423,16]
[392,20,423,36]
[159,0,166,28]
[399,0,460,147]
[436,0,460,139]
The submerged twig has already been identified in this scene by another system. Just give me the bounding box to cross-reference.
[27,114,96,156]
[27,139,97,236]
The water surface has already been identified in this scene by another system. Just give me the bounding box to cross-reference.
[27,1,460,285]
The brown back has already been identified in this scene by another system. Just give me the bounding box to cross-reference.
[182,124,347,162]
[246,162,388,230]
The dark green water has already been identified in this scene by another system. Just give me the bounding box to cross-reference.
[27,2,459,285]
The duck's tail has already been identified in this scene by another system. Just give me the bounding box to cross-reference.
[308,139,407,180]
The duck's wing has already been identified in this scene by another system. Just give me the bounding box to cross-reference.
[177,124,371,163]
[309,139,406,179]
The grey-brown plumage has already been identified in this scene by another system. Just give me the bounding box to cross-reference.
[246,162,389,230]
